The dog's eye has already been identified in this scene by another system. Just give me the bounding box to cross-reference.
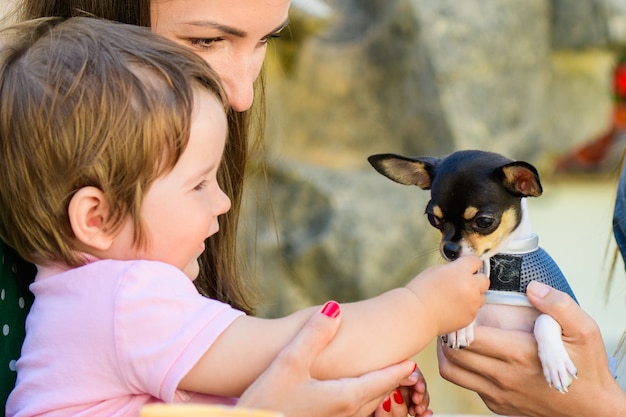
[427,213,443,230]
[474,216,495,229]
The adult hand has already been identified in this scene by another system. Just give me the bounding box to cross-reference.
[372,366,433,417]
[239,301,420,417]
[437,281,626,417]
[408,366,432,417]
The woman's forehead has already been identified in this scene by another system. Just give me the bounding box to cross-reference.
[151,0,291,28]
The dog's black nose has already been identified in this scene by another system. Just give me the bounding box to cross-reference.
[442,242,461,261]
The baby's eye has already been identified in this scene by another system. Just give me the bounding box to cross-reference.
[427,213,443,230]
[193,180,208,191]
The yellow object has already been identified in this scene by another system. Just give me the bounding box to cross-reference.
[140,404,283,417]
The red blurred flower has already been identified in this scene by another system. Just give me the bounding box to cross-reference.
[615,63,626,99]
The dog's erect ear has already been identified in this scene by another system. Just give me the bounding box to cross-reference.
[367,153,440,190]
[498,161,543,197]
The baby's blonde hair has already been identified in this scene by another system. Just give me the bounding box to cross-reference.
[0,17,228,267]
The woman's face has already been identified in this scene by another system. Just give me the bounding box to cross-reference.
[151,0,290,112]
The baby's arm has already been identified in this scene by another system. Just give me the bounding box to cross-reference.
[311,256,488,378]
[238,303,419,417]
[180,256,488,396]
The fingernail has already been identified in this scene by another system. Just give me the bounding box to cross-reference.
[528,281,550,298]
[321,301,340,318]
[382,396,391,412]
[393,389,404,405]
[412,362,417,373]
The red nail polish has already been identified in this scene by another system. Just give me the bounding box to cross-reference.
[382,396,391,412]
[412,362,417,373]
[321,301,340,318]
[393,389,404,405]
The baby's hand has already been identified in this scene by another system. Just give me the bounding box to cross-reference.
[407,256,489,335]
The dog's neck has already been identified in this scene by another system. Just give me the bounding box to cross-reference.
[511,198,534,240]
[485,198,540,291]
[495,198,536,254]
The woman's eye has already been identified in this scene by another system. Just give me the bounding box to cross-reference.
[260,33,282,46]
[189,38,223,49]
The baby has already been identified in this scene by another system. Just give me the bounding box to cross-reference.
[0,17,488,416]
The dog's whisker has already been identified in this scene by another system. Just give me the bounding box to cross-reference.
[408,246,441,264]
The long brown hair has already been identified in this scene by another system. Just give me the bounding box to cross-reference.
[14,0,263,314]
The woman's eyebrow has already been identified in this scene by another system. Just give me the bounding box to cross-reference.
[185,18,290,38]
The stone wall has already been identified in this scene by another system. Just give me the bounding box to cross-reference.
[246,3,626,413]
[247,0,626,317]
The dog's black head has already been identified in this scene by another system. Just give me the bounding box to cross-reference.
[368,150,542,261]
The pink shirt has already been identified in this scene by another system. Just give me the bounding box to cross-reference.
[6,259,244,417]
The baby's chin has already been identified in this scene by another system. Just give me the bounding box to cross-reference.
[183,259,200,281]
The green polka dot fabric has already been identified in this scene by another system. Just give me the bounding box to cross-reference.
[1,241,34,416]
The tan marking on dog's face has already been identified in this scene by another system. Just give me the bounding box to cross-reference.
[461,207,519,257]
[432,205,443,219]
[464,206,478,220]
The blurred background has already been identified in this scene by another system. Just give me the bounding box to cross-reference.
[245,0,626,414]
[2,0,626,414]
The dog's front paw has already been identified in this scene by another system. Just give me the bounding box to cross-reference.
[442,323,475,349]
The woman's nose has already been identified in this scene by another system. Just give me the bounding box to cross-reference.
[221,73,255,112]
[219,50,265,112]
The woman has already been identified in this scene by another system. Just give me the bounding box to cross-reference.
[1,1,430,416]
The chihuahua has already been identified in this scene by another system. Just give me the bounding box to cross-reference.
[368,149,578,393]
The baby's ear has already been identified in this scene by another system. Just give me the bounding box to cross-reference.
[68,186,114,251]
